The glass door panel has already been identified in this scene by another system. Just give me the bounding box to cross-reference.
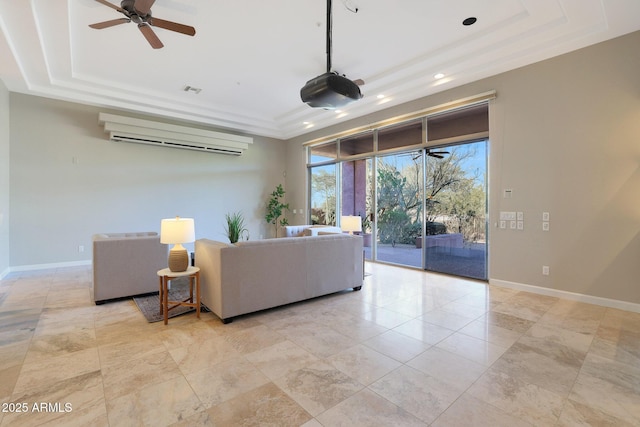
[310,164,337,225]
[341,159,374,259]
[423,141,487,280]
[375,150,423,268]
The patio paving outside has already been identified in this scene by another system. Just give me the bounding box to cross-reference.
[365,241,487,280]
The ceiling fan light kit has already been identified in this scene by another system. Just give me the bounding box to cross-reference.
[89,0,196,49]
[300,0,363,109]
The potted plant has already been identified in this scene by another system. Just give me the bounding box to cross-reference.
[225,211,248,243]
[265,184,289,237]
[359,212,372,247]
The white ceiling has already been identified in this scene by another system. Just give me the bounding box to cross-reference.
[1,0,639,140]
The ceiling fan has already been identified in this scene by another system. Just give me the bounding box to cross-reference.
[410,149,450,161]
[300,0,364,109]
[89,0,196,49]
[426,149,450,159]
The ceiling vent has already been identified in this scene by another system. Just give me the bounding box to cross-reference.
[98,113,253,156]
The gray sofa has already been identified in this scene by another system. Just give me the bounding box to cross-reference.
[195,233,363,323]
[92,232,168,304]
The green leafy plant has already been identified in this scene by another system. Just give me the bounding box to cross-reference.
[225,211,248,243]
[265,184,289,237]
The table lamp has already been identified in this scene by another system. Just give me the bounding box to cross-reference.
[160,216,195,272]
[341,215,362,235]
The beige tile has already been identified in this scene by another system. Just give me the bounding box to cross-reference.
[407,346,487,389]
[327,344,402,385]
[168,409,215,427]
[273,360,363,416]
[361,306,414,329]
[245,339,319,380]
[370,365,463,424]
[223,324,287,354]
[164,328,240,375]
[330,316,388,341]
[432,393,533,427]
[3,371,105,427]
[206,382,312,426]
[98,333,167,369]
[568,353,640,425]
[519,323,593,367]
[599,308,640,334]
[0,364,21,400]
[420,308,477,330]
[106,376,204,427]
[458,318,523,348]
[185,358,270,407]
[24,328,97,364]
[363,330,430,363]
[3,263,640,427]
[490,342,581,396]
[539,299,605,335]
[467,367,565,425]
[393,318,454,345]
[558,398,636,427]
[102,350,182,401]
[383,296,442,317]
[590,323,640,366]
[315,388,425,427]
[478,310,536,334]
[436,332,508,366]
[13,347,101,395]
[282,323,356,358]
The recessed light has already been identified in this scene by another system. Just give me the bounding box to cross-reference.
[463,17,477,26]
[434,73,445,79]
[377,94,385,99]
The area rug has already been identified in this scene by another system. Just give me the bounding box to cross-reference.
[133,277,198,323]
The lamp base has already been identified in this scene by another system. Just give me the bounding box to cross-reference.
[168,247,189,272]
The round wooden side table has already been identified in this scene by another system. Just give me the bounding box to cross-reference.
[157,266,200,325]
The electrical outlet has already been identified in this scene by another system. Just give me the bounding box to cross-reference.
[542,265,549,275]
[542,222,550,231]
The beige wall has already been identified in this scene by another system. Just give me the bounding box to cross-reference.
[286,31,640,305]
[9,95,287,267]
[0,79,9,276]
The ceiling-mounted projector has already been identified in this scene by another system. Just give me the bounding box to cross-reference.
[300,72,363,109]
[301,0,364,109]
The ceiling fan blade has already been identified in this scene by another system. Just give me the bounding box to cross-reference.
[134,0,156,16]
[94,0,125,13]
[89,18,131,29]
[149,17,196,36]
[353,78,365,86]
[138,23,163,49]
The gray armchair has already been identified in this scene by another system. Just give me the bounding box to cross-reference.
[92,232,168,304]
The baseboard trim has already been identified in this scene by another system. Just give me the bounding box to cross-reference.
[8,260,92,274]
[489,278,640,314]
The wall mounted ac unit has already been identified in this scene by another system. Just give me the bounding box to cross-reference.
[98,113,253,156]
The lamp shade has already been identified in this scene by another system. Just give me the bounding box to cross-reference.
[341,215,362,234]
[160,217,195,244]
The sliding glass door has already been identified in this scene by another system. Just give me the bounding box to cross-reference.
[423,141,487,280]
[375,151,423,267]
[307,101,489,280]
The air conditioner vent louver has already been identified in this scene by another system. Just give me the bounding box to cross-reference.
[99,113,252,156]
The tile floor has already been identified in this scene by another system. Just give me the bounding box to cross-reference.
[0,263,639,426]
